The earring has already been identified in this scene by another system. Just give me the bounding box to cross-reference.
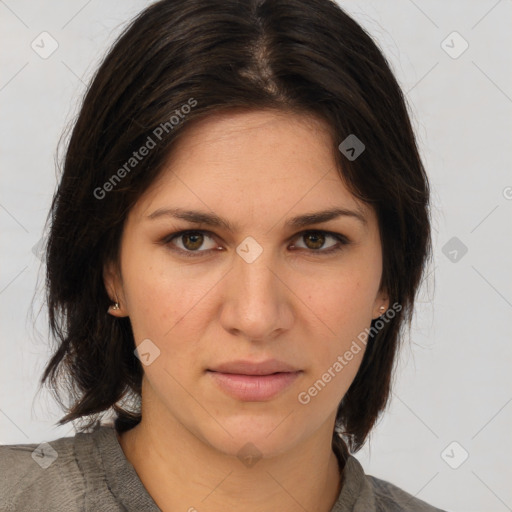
[109,302,120,311]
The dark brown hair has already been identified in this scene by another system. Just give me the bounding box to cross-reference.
[42,0,432,454]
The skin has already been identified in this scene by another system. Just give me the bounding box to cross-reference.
[105,109,388,512]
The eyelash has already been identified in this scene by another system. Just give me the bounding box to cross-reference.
[161,229,350,258]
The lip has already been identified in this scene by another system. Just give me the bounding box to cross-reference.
[209,359,299,376]
[207,359,302,401]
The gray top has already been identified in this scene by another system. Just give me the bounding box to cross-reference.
[0,424,446,511]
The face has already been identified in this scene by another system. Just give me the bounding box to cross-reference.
[105,109,388,458]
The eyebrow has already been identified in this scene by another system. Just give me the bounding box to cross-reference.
[146,206,367,231]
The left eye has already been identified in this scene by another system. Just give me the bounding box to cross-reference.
[291,231,344,252]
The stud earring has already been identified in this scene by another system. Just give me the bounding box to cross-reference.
[110,302,120,311]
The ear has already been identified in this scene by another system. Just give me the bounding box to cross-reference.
[371,287,389,320]
[103,260,128,317]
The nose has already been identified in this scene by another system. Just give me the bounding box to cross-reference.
[219,246,294,342]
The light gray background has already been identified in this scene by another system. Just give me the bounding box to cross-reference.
[1,1,511,511]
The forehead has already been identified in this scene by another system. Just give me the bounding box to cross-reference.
[134,109,373,225]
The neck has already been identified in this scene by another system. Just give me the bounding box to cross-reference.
[118,411,343,512]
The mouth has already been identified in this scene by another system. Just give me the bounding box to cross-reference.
[206,359,302,401]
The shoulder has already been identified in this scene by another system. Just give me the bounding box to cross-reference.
[0,432,80,511]
[0,425,117,512]
[338,455,447,512]
[367,474,447,512]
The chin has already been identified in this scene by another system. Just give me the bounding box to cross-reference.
[196,413,307,461]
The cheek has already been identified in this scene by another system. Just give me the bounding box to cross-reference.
[306,267,379,333]
[297,283,372,409]
[125,267,174,336]
[121,249,219,346]
[300,264,380,374]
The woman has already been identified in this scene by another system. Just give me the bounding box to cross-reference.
[0,0,446,510]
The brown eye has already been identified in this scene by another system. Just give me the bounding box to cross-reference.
[181,232,204,251]
[303,232,326,250]
[291,230,348,255]
[166,230,218,255]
